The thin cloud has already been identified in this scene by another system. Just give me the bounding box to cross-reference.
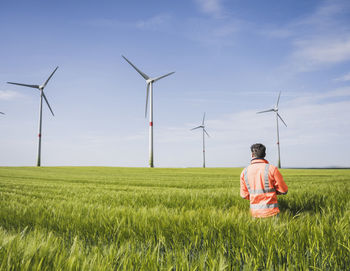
[136,14,172,31]
[290,1,350,71]
[278,87,350,108]
[86,14,172,32]
[194,0,224,18]
[292,38,350,71]
[184,17,242,47]
[296,0,349,28]
[262,28,293,39]
[0,90,22,100]
[334,72,350,82]
[262,0,350,72]
[319,86,350,98]
[190,0,243,46]
[85,18,129,28]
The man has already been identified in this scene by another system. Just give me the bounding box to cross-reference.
[240,143,288,218]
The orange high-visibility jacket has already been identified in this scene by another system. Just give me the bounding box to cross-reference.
[240,159,288,218]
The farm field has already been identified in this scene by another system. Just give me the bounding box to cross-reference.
[0,167,349,270]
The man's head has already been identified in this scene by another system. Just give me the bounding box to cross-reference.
[251,143,266,159]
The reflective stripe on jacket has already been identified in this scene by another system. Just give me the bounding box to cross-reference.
[240,159,288,218]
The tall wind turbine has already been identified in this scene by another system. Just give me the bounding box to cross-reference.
[7,67,58,167]
[257,91,287,168]
[122,56,175,168]
[191,112,210,168]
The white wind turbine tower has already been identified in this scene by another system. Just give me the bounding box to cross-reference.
[257,91,287,168]
[191,112,210,168]
[7,67,58,167]
[122,56,175,168]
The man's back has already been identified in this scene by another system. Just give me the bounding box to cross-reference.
[240,158,288,218]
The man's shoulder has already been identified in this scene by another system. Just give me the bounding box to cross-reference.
[267,164,280,174]
[268,163,277,170]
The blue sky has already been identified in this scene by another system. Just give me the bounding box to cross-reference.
[1,0,350,167]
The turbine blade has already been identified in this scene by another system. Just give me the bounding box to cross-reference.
[42,66,59,88]
[7,82,39,89]
[204,129,210,137]
[42,91,55,116]
[153,71,175,82]
[257,108,274,114]
[277,113,287,127]
[145,83,150,118]
[191,126,202,131]
[276,91,281,107]
[202,112,206,125]
[122,55,150,80]
[0,112,5,115]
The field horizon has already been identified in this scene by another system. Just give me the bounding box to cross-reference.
[2,165,350,169]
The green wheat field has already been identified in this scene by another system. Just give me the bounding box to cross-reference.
[0,167,349,270]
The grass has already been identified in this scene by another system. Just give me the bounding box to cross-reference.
[0,167,349,270]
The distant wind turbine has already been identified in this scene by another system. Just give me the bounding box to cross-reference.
[257,91,287,168]
[191,112,210,168]
[122,55,175,168]
[7,66,58,167]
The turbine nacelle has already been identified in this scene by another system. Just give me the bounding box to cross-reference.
[191,113,210,137]
[191,125,205,130]
[147,74,175,85]
[7,66,58,117]
[122,55,174,118]
[257,92,287,127]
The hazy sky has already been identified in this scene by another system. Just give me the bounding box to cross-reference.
[1,0,350,168]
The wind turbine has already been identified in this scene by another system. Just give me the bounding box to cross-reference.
[7,66,58,167]
[191,112,210,168]
[257,91,287,168]
[122,55,175,168]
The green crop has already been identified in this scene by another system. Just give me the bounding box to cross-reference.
[0,167,349,270]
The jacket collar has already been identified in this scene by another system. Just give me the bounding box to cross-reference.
[251,158,269,164]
